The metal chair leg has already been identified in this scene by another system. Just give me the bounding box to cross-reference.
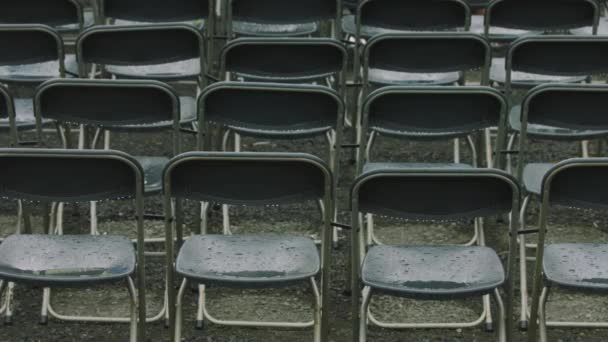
[196,284,205,329]
[519,195,531,331]
[127,277,138,342]
[359,286,372,342]
[538,287,550,342]
[174,278,188,342]
[493,289,507,342]
[311,278,322,342]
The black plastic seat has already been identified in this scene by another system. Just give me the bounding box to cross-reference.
[522,163,553,196]
[177,234,319,286]
[76,24,205,83]
[134,156,168,194]
[113,96,196,131]
[232,21,318,37]
[362,162,472,175]
[543,243,608,292]
[0,234,135,287]
[362,245,504,299]
[99,0,211,27]
[0,0,94,34]
[470,15,532,42]
[367,69,462,87]
[490,58,586,87]
[0,55,77,84]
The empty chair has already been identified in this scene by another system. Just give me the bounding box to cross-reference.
[471,0,599,42]
[342,0,471,40]
[351,166,519,341]
[0,149,146,342]
[527,158,608,342]
[362,33,491,93]
[163,152,334,341]
[512,84,608,330]
[227,0,340,38]
[98,0,212,26]
[0,0,93,34]
[490,35,608,95]
[76,24,206,85]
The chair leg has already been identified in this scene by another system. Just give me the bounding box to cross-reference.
[359,286,372,342]
[538,287,550,342]
[311,278,322,342]
[493,289,506,342]
[196,284,205,330]
[519,195,531,331]
[4,282,14,325]
[40,287,50,324]
[476,218,494,332]
[127,277,138,342]
[175,279,188,342]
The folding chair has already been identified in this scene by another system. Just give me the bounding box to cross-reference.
[0,85,18,147]
[351,166,519,341]
[490,35,608,96]
[513,84,608,330]
[76,24,206,87]
[33,79,181,325]
[472,0,599,42]
[163,152,334,341]
[527,158,608,342]
[0,0,93,35]
[0,149,146,342]
[226,0,341,38]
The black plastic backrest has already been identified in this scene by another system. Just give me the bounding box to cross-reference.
[0,25,61,65]
[364,86,506,133]
[199,82,342,130]
[77,24,203,67]
[222,38,346,79]
[101,0,211,22]
[231,0,337,23]
[35,79,179,128]
[353,169,518,220]
[487,0,597,30]
[0,149,142,203]
[0,0,81,26]
[359,0,469,30]
[523,84,608,130]
[543,158,608,210]
[366,33,490,73]
[165,152,331,206]
[508,36,608,76]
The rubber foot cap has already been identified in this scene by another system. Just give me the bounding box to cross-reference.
[39,315,48,325]
[484,322,494,332]
[519,320,529,331]
[196,320,204,330]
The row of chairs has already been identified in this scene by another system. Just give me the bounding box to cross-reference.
[0,148,606,342]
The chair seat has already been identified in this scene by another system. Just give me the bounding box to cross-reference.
[55,10,96,33]
[113,96,197,131]
[176,234,320,287]
[0,234,135,287]
[363,162,472,175]
[229,123,332,139]
[469,15,536,42]
[544,243,608,292]
[571,18,608,35]
[490,58,587,88]
[371,124,479,140]
[362,245,505,299]
[106,58,201,81]
[368,68,461,87]
[0,98,54,132]
[509,105,608,140]
[522,163,553,195]
[134,156,169,194]
[113,19,205,31]
[0,54,78,84]
[342,15,434,39]
[232,20,318,37]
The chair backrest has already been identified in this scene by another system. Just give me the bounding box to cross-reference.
[34,79,180,150]
[506,35,608,89]
[0,0,83,28]
[352,168,519,221]
[76,24,205,77]
[364,33,491,85]
[542,158,608,211]
[361,85,508,168]
[0,25,64,68]
[220,38,347,86]
[485,0,599,34]
[0,149,144,203]
[99,0,212,23]
[164,152,332,207]
[0,86,17,145]
[197,81,344,145]
[229,0,338,24]
[357,0,471,32]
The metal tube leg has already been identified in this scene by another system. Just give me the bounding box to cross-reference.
[485,128,493,168]
[476,218,493,332]
[4,282,14,325]
[311,278,321,342]
[493,289,506,342]
[200,202,209,235]
[175,279,188,342]
[127,277,138,342]
[582,140,590,158]
[519,195,531,331]
[222,204,231,235]
[538,287,549,342]
[454,138,460,163]
[359,287,372,342]
[196,284,205,329]
[40,288,50,324]
[90,201,99,235]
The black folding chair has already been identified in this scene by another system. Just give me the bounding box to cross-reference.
[351,166,519,341]
[471,0,599,42]
[226,0,341,38]
[512,84,608,330]
[163,152,334,341]
[527,158,608,342]
[0,149,146,342]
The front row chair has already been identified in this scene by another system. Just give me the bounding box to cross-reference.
[163,152,334,341]
[0,149,146,342]
[528,159,608,342]
[351,167,520,341]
